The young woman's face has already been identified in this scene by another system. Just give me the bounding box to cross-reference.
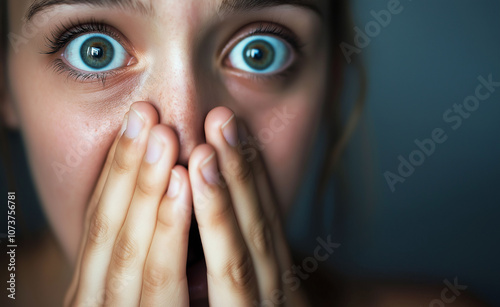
[6,0,332,261]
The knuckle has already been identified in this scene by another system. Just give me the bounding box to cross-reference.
[156,208,176,230]
[204,201,233,230]
[106,272,134,299]
[112,233,138,269]
[111,142,136,175]
[135,176,157,198]
[249,218,272,257]
[142,264,174,295]
[82,290,108,307]
[223,252,256,291]
[230,158,253,183]
[87,212,111,247]
[111,156,133,175]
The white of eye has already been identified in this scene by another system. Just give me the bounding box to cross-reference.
[228,35,292,74]
[63,33,128,72]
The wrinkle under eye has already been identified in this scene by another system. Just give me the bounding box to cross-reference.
[227,34,293,75]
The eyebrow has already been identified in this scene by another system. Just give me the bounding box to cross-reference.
[25,0,153,21]
[26,0,320,22]
[218,0,321,16]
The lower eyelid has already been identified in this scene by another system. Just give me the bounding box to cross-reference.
[47,23,301,83]
[50,58,118,84]
[61,33,132,72]
[223,61,298,81]
[224,35,296,76]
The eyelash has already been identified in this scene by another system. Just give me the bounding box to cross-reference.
[232,23,304,81]
[44,20,304,84]
[248,23,304,51]
[51,58,117,84]
[44,19,125,85]
[44,19,121,55]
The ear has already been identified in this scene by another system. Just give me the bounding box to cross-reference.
[0,61,19,129]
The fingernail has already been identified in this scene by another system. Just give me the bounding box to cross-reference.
[221,114,238,147]
[200,152,219,185]
[125,108,144,139]
[145,131,163,164]
[166,169,181,198]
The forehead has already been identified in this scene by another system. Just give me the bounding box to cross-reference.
[25,0,325,21]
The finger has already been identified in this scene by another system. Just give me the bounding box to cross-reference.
[105,124,179,306]
[204,107,280,302]
[140,165,191,307]
[73,103,159,306]
[239,122,309,304]
[239,122,291,268]
[189,144,259,307]
[65,112,128,306]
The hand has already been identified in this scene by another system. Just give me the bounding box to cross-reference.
[64,102,194,306]
[64,102,309,306]
[188,107,310,306]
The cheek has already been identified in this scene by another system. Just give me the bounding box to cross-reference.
[29,130,110,261]
[239,83,324,212]
[27,119,117,261]
[26,119,117,261]
[10,55,123,260]
[9,46,131,260]
[258,95,322,212]
[225,62,329,212]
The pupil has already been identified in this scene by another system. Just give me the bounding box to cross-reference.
[243,40,275,71]
[80,36,114,69]
[88,47,103,58]
[248,49,263,60]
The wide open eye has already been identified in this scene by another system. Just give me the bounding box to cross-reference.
[227,35,293,75]
[63,33,129,72]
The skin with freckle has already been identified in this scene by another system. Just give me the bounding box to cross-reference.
[5,0,330,262]
[3,0,487,306]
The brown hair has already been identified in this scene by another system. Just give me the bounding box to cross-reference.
[0,0,16,193]
[314,0,368,217]
[0,1,366,304]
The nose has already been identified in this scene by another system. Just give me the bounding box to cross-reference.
[142,47,206,166]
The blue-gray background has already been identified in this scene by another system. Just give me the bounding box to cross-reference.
[290,0,500,305]
[1,0,499,305]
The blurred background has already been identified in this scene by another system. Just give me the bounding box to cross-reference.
[2,0,500,305]
[289,0,500,305]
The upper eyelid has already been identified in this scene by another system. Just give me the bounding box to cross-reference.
[43,20,301,83]
[43,22,134,85]
[43,21,134,55]
[218,22,303,63]
[44,20,300,57]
